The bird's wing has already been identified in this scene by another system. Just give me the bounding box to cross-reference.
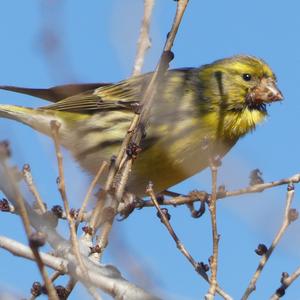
[1,68,195,113]
[43,75,150,114]
[0,83,111,102]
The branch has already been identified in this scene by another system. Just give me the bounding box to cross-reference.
[22,164,46,213]
[0,235,67,272]
[132,0,155,76]
[242,184,298,300]
[0,143,58,300]
[77,161,108,227]
[270,267,300,299]
[50,121,89,280]
[139,172,300,209]
[147,183,232,300]
[0,236,161,300]
[206,160,220,299]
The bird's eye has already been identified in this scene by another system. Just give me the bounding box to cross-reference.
[242,73,252,81]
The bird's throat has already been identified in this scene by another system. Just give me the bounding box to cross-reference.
[222,107,267,139]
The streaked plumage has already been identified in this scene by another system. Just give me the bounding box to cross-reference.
[0,55,282,195]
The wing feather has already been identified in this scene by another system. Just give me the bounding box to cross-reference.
[43,75,149,113]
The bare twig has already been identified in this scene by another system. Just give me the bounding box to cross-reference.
[132,0,155,76]
[225,173,300,198]
[23,164,46,213]
[29,234,59,300]
[147,183,232,300]
[0,162,31,237]
[0,145,58,299]
[64,277,77,299]
[76,161,108,227]
[50,121,88,279]
[270,267,300,299]
[139,172,300,208]
[50,270,63,282]
[50,121,112,299]
[206,162,220,299]
[242,184,297,300]
[147,183,207,275]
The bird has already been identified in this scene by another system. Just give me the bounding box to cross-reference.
[0,55,283,196]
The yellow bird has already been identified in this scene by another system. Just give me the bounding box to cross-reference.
[0,55,282,196]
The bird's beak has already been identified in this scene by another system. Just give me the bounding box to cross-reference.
[250,77,283,104]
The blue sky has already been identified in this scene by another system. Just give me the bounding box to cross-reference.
[0,1,300,299]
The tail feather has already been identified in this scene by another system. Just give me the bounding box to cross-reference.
[0,83,111,103]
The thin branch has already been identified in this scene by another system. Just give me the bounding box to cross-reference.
[225,173,300,198]
[77,161,108,227]
[22,164,46,213]
[147,183,232,300]
[30,243,59,300]
[206,163,220,299]
[50,270,63,282]
[139,172,300,208]
[0,151,58,299]
[0,161,31,237]
[270,267,300,299]
[132,0,155,76]
[242,185,297,300]
[64,277,77,299]
[50,121,88,279]
[147,184,207,275]
[50,122,118,300]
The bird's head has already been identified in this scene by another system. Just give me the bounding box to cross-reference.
[199,55,283,113]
